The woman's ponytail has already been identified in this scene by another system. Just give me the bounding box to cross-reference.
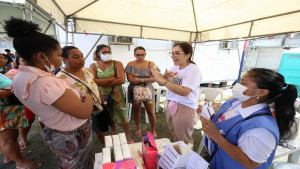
[248,68,298,140]
[273,84,298,140]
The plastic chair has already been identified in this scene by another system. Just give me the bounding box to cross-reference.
[157,89,168,112]
[270,161,300,169]
[196,88,223,154]
[123,85,149,123]
[194,111,205,154]
[127,103,149,123]
[201,88,223,103]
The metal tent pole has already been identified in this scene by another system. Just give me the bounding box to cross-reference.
[85,34,103,59]
[30,5,33,22]
[71,19,75,46]
[65,17,68,46]
[237,39,247,82]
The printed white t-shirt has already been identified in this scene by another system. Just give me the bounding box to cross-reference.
[166,63,202,109]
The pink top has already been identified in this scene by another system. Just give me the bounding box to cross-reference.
[4,69,20,80]
[12,65,87,131]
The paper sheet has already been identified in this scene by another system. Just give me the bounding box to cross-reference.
[201,101,215,120]
[158,144,179,169]
[174,152,209,169]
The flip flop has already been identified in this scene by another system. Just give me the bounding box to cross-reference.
[19,142,28,150]
[4,157,13,164]
[3,151,31,164]
[21,150,31,156]
[16,162,41,169]
[152,133,157,139]
[135,129,141,137]
[128,140,135,144]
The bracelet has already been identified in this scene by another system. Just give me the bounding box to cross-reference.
[218,138,227,148]
[163,80,168,86]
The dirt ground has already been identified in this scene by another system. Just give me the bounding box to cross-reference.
[0,108,202,169]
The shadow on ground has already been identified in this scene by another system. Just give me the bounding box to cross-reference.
[0,108,202,168]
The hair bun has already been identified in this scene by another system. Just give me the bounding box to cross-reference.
[4,17,40,38]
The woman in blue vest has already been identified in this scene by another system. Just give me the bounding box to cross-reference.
[200,68,298,169]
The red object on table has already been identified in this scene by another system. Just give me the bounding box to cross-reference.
[102,159,137,169]
[142,131,158,169]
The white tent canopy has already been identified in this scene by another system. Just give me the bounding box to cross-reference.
[0,1,55,36]
[34,0,300,42]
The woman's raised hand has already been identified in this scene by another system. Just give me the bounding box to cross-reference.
[151,67,166,86]
[163,69,178,79]
[200,116,221,141]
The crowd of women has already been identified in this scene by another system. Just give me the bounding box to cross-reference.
[0,17,298,169]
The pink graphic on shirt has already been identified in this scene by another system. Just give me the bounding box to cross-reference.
[217,114,226,122]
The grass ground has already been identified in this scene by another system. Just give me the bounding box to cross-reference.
[0,108,202,169]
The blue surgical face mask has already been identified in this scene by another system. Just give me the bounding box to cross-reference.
[41,55,55,73]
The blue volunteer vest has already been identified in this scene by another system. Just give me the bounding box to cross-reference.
[205,98,279,169]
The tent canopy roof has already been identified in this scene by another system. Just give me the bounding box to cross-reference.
[35,0,300,42]
[0,1,54,36]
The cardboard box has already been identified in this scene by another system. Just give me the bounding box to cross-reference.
[114,146,123,162]
[105,135,113,148]
[102,148,111,164]
[112,135,121,147]
[142,131,158,169]
[121,144,131,160]
[119,133,127,145]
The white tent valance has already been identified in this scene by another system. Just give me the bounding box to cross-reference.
[33,0,300,42]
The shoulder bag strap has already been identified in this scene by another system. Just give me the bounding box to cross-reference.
[209,113,272,159]
[113,61,116,77]
[61,71,101,104]
[148,61,152,75]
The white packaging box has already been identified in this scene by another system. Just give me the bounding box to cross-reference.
[121,144,131,160]
[102,148,111,164]
[119,133,127,145]
[158,144,208,169]
[114,145,124,162]
[94,153,103,169]
[105,135,113,148]
[112,134,121,147]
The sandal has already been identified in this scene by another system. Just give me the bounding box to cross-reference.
[16,162,41,169]
[21,150,31,156]
[4,157,13,164]
[128,140,135,144]
[135,129,141,137]
[19,140,28,150]
[3,151,31,164]
[152,133,157,139]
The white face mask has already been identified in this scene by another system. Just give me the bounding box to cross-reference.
[101,53,112,62]
[232,83,255,102]
[41,55,55,73]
